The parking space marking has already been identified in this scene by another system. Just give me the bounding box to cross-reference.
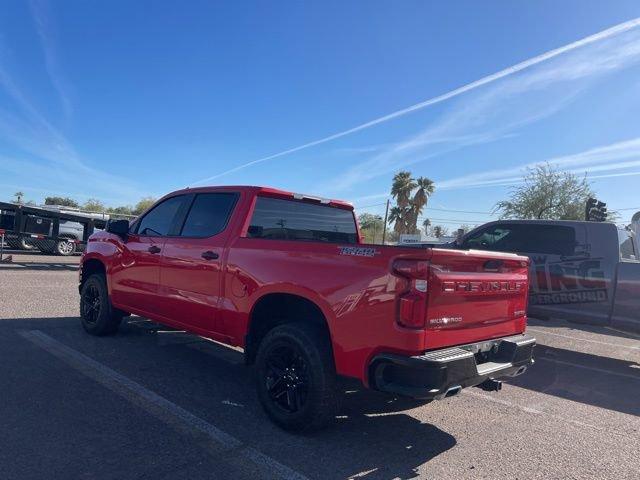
[18,329,309,480]
[536,357,640,381]
[527,328,640,350]
[463,389,618,435]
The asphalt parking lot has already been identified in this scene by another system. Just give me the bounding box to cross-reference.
[1,251,639,480]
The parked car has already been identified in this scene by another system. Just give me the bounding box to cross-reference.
[455,220,640,332]
[79,186,535,431]
[32,206,109,256]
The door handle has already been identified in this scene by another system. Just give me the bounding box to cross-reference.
[201,250,219,260]
[148,245,161,254]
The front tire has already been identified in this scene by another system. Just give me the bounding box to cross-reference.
[80,274,123,335]
[255,323,339,432]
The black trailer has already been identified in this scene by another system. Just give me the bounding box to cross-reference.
[0,202,107,256]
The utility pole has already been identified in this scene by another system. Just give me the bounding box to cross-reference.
[382,199,390,245]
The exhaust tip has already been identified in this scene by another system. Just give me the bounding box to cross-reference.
[444,385,462,398]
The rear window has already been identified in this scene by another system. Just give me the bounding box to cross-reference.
[618,229,637,261]
[464,223,577,256]
[247,197,357,243]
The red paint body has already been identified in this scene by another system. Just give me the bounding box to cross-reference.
[81,186,530,385]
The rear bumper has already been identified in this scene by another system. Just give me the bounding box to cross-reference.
[370,334,535,399]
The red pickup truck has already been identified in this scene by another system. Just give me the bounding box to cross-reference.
[79,186,535,431]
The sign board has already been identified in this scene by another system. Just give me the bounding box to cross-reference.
[399,234,424,244]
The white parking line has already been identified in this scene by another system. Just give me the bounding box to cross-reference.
[463,389,609,433]
[527,328,640,351]
[18,329,309,480]
[536,357,640,381]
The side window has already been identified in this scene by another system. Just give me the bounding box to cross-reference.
[464,224,577,256]
[618,229,637,261]
[463,226,513,250]
[180,193,237,237]
[136,196,184,236]
[247,197,358,243]
[505,225,577,256]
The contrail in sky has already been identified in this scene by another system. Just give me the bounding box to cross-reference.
[190,17,640,185]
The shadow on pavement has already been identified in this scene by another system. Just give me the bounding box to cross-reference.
[510,342,640,417]
[529,316,640,342]
[3,316,456,480]
[0,262,78,271]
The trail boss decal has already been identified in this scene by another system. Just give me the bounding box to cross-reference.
[338,246,380,257]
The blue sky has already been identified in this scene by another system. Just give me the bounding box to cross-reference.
[2,1,640,228]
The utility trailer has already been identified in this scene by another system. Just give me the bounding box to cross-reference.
[0,202,108,256]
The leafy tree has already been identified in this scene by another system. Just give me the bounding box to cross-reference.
[430,225,449,238]
[357,213,384,243]
[45,196,79,208]
[82,198,106,213]
[107,205,134,216]
[494,164,593,220]
[133,197,156,215]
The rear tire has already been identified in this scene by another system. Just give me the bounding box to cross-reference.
[19,237,36,250]
[255,323,339,432]
[80,274,123,335]
[7,237,35,250]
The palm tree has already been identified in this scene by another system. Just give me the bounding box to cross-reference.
[413,177,435,210]
[391,171,416,209]
[14,191,24,204]
[406,177,435,233]
[422,218,431,234]
[389,206,409,235]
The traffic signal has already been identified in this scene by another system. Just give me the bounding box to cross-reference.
[585,197,607,222]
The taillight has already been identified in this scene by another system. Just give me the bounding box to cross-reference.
[393,260,429,329]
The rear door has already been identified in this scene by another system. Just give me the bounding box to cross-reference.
[110,195,186,317]
[159,192,239,334]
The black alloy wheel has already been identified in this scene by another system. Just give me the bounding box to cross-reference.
[81,282,102,325]
[265,344,310,414]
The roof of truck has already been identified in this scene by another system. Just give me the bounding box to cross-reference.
[168,185,354,209]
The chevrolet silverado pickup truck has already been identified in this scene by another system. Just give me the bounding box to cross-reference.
[79,186,535,431]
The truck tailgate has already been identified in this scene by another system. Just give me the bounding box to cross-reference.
[423,249,530,349]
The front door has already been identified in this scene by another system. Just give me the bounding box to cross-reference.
[110,195,186,318]
[159,192,238,334]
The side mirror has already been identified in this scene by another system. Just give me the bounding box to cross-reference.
[106,219,130,239]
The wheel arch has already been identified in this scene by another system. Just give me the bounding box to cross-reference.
[79,256,107,293]
[245,291,335,365]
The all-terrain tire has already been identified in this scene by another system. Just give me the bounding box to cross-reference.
[80,274,123,336]
[255,323,339,432]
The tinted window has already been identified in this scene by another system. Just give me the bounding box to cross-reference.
[464,224,577,256]
[180,193,237,237]
[136,196,184,236]
[248,197,357,243]
[618,229,637,261]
